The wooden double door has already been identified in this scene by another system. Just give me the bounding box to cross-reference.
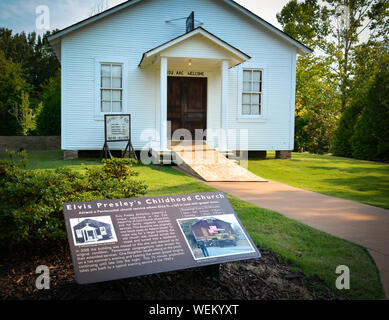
[167,76,207,138]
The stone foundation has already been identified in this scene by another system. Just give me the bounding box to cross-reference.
[64,150,79,160]
[276,150,292,159]
[248,151,267,159]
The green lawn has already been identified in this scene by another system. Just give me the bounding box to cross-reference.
[248,152,389,210]
[1,150,384,299]
[21,150,101,170]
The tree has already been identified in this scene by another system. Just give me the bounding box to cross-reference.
[36,71,61,135]
[9,91,38,136]
[351,54,389,161]
[330,101,363,157]
[294,54,341,153]
[278,0,388,113]
[295,102,339,154]
[0,29,60,136]
[331,41,387,156]
[0,50,29,135]
[0,28,60,102]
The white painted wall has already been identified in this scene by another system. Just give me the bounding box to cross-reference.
[60,0,297,151]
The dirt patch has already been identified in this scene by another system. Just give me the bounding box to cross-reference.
[0,244,342,300]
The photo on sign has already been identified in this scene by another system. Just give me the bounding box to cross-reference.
[177,215,256,260]
[69,216,118,246]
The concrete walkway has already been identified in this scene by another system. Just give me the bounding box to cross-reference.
[203,180,389,299]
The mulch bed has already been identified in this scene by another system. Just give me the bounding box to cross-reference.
[0,243,342,300]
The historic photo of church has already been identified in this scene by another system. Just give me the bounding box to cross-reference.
[177,215,255,260]
[69,216,117,246]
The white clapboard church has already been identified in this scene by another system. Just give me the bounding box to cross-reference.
[48,0,311,173]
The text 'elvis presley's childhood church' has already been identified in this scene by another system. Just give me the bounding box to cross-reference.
[48,0,312,162]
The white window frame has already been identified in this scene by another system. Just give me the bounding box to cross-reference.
[100,63,123,113]
[100,226,107,235]
[238,67,267,122]
[94,56,128,120]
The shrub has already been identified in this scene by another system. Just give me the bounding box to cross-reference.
[295,102,338,154]
[351,56,389,162]
[0,151,147,246]
[330,102,363,158]
[35,71,61,135]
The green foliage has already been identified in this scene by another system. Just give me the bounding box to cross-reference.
[278,0,388,112]
[332,45,389,160]
[279,1,388,155]
[9,91,39,136]
[351,56,389,161]
[277,0,330,49]
[36,71,61,135]
[332,41,387,158]
[0,50,28,135]
[295,102,339,154]
[331,102,363,157]
[0,153,147,246]
[0,28,60,101]
[294,55,340,153]
[0,28,60,136]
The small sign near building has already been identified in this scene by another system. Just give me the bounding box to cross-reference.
[168,70,207,77]
[101,114,137,160]
[63,192,261,284]
[105,114,130,142]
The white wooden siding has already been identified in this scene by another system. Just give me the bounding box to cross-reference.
[61,0,297,151]
[162,35,233,60]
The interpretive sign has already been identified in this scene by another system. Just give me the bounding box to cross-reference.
[63,192,261,284]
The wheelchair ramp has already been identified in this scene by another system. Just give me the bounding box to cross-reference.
[170,141,267,182]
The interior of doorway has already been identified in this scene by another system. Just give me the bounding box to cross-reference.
[167,76,207,141]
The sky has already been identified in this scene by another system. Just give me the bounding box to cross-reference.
[0,0,291,35]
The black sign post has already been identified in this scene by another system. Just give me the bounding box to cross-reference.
[63,192,261,284]
[100,114,137,160]
[186,11,194,33]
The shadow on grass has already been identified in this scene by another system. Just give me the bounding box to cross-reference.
[320,177,389,209]
[133,163,184,176]
[144,182,216,197]
[306,165,389,174]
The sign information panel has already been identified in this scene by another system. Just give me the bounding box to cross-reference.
[105,114,130,142]
[63,192,261,284]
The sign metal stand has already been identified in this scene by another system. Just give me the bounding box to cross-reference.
[100,114,137,160]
